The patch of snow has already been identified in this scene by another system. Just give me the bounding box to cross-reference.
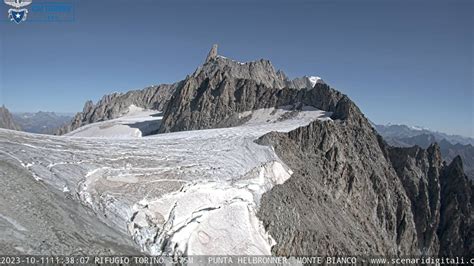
[409,125,430,131]
[127,104,144,115]
[217,55,246,65]
[308,76,323,87]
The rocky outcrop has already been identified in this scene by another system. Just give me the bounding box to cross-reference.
[56,83,180,135]
[438,156,473,256]
[0,105,21,131]
[385,134,474,181]
[386,144,442,255]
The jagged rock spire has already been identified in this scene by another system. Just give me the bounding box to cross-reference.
[205,44,218,62]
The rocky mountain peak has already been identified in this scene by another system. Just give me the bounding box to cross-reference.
[196,45,323,90]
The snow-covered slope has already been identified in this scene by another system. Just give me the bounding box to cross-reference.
[66,105,162,138]
[0,106,331,255]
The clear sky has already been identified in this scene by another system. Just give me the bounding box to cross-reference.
[0,0,472,137]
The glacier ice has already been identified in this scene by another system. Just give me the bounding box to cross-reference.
[0,106,332,255]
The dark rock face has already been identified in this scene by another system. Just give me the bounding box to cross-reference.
[0,105,21,131]
[386,144,442,255]
[195,44,312,90]
[159,75,344,133]
[56,84,179,135]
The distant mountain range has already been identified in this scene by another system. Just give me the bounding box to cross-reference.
[375,124,474,180]
[12,111,73,134]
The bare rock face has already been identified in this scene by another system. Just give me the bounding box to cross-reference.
[159,75,345,133]
[438,156,473,256]
[56,83,180,135]
[386,144,442,255]
[385,133,474,181]
[383,143,473,256]
[255,110,418,255]
[195,47,320,91]
[0,105,21,131]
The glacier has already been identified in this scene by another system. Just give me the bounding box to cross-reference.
[66,105,162,138]
[0,106,332,255]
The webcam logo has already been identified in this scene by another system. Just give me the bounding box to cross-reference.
[4,0,32,24]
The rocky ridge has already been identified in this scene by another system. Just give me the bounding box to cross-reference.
[57,45,324,135]
[56,83,180,135]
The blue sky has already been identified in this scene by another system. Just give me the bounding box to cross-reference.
[0,0,472,137]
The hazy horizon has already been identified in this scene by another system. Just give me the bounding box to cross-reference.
[1,0,472,137]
